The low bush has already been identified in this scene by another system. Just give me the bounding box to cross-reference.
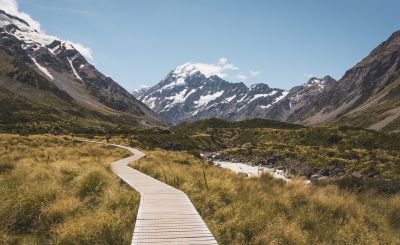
[78,171,109,198]
[0,134,139,244]
[0,161,14,173]
[131,149,400,244]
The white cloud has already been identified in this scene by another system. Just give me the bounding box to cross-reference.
[250,70,260,77]
[217,57,228,65]
[185,57,238,78]
[68,41,93,61]
[236,73,247,81]
[0,0,93,61]
[0,0,41,31]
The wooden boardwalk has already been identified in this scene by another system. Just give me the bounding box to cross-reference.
[106,143,218,245]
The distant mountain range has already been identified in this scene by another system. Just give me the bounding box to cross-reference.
[134,30,400,132]
[0,10,162,133]
[1,7,399,133]
[133,63,287,124]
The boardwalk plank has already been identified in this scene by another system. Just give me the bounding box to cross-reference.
[87,141,218,245]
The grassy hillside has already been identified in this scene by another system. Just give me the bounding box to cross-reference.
[125,118,303,152]
[335,78,400,132]
[131,150,400,244]
[0,47,159,134]
[0,134,139,244]
[174,118,305,131]
[120,120,400,183]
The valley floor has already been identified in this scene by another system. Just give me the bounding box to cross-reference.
[131,149,400,245]
[1,133,400,244]
[0,134,139,244]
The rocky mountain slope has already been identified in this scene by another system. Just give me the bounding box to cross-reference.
[262,76,337,122]
[287,30,400,131]
[135,63,287,124]
[0,9,162,133]
[135,30,400,132]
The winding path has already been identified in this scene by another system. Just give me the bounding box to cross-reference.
[84,141,217,245]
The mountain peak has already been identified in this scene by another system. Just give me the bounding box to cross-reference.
[0,9,30,28]
[0,9,163,127]
[306,75,336,85]
[172,63,202,79]
[250,83,271,90]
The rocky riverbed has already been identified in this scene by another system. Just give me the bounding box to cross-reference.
[201,152,312,184]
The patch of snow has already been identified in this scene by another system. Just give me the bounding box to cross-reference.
[224,95,236,103]
[259,105,271,109]
[305,78,325,92]
[248,90,278,103]
[48,45,60,55]
[67,56,82,80]
[194,91,224,108]
[272,91,289,104]
[30,56,53,80]
[237,94,248,103]
[237,105,246,111]
[161,77,186,90]
[65,43,75,50]
[0,11,92,60]
[165,88,196,105]
[143,96,157,109]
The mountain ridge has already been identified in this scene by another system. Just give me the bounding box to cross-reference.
[135,63,288,124]
[134,30,400,131]
[0,9,163,133]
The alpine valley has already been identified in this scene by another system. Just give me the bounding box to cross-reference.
[1,3,400,245]
[135,30,400,132]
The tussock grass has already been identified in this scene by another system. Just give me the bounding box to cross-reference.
[0,134,139,244]
[132,149,400,245]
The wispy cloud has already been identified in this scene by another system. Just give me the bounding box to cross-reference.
[187,57,238,78]
[250,70,260,77]
[236,73,248,81]
[0,0,93,60]
[67,41,93,61]
[0,0,41,31]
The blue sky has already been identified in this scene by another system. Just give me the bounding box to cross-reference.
[14,0,400,91]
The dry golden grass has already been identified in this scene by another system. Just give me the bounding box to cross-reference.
[0,134,139,244]
[131,149,400,245]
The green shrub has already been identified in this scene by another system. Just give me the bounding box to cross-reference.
[0,161,14,173]
[0,185,58,233]
[60,167,78,184]
[78,171,109,198]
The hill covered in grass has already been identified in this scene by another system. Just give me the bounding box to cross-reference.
[121,119,400,186]
[0,134,139,244]
[130,149,400,244]
[174,118,305,131]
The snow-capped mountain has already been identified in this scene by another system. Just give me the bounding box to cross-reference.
[134,63,287,124]
[290,30,400,130]
[132,86,151,98]
[261,76,337,122]
[0,9,162,130]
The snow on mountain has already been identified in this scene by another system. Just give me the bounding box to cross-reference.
[133,63,287,124]
[30,56,53,80]
[0,9,162,126]
[259,76,337,122]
